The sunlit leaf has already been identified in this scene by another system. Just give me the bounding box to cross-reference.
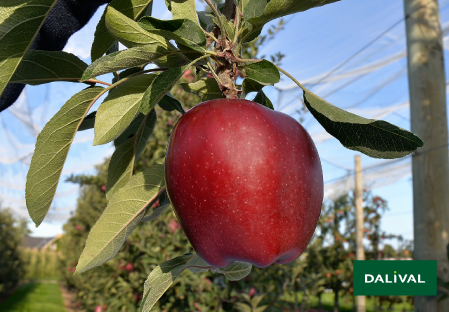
[105,6,169,48]
[139,254,195,312]
[83,45,184,81]
[165,0,199,25]
[91,0,154,61]
[26,87,105,226]
[76,165,166,274]
[243,60,280,85]
[243,0,339,41]
[94,74,156,145]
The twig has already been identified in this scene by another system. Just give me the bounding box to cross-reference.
[204,0,226,47]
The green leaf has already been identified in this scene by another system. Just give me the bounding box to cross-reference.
[78,111,96,131]
[9,50,87,85]
[241,78,264,98]
[105,6,169,49]
[165,0,199,25]
[0,0,58,96]
[303,90,424,159]
[83,45,184,81]
[186,255,210,273]
[94,74,156,145]
[253,90,274,110]
[114,113,144,147]
[235,303,252,312]
[140,56,206,114]
[91,0,154,61]
[76,165,166,274]
[218,261,252,281]
[242,0,268,21]
[243,60,280,85]
[140,204,170,222]
[181,78,222,102]
[25,87,105,226]
[197,11,215,32]
[139,17,206,52]
[106,138,135,201]
[212,14,235,41]
[139,254,195,312]
[158,93,186,114]
[244,0,339,41]
[135,109,157,159]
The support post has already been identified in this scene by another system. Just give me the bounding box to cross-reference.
[403,1,449,311]
[355,155,366,312]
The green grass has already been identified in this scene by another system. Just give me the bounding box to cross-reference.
[0,282,65,312]
[282,293,413,311]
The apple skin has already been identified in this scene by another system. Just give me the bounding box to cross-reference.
[165,99,323,268]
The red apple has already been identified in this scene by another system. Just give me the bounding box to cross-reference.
[165,99,323,268]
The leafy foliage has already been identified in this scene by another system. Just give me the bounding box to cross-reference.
[0,207,28,294]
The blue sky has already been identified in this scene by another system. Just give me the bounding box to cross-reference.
[1,0,448,247]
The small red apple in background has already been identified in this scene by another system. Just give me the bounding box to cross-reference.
[165,99,323,268]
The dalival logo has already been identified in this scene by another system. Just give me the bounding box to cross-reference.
[354,260,436,296]
[364,271,426,284]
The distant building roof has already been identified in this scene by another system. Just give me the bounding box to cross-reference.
[23,236,55,249]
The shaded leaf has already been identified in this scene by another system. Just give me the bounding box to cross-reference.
[10,50,87,85]
[78,111,96,131]
[91,0,154,61]
[135,109,157,159]
[0,0,58,95]
[218,261,252,281]
[106,138,135,201]
[140,57,206,114]
[186,255,210,273]
[253,90,274,110]
[181,78,222,102]
[166,0,199,25]
[197,11,215,32]
[303,90,424,159]
[235,303,252,312]
[139,17,206,52]
[139,254,195,312]
[158,93,186,114]
[26,87,105,226]
[140,204,170,222]
[76,165,166,274]
[241,78,264,98]
[105,6,169,48]
[244,0,339,41]
[83,45,184,81]
[243,60,280,85]
[94,74,156,145]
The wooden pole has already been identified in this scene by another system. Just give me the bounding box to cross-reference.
[403,1,449,311]
[355,155,366,312]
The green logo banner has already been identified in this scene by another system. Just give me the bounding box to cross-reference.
[353,260,436,296]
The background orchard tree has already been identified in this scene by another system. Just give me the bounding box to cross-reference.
[0,0,425,310]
